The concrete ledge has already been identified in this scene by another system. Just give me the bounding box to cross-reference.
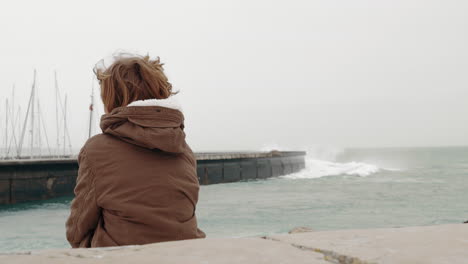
[1,224,466,264]
[0,237,328,264]
[267,223,468,264]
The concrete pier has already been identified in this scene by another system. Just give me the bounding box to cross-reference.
[1,224,466,263]
[0,151,306,205]
[196,151,305,184]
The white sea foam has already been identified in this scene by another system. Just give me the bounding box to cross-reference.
[281,158,381,179]
[260,145,386,179]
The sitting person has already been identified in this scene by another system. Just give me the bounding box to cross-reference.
[66,53,206,248]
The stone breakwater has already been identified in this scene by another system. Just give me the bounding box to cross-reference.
[0,151,306,204]
[1,224,466,264]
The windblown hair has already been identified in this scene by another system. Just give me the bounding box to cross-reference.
[94,53,177,113]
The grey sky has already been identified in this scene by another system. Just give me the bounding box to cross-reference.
[0,0,467,152]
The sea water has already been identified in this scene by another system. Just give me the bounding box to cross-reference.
[0,146,467,253]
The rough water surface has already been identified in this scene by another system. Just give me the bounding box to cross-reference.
[0,146,467,253]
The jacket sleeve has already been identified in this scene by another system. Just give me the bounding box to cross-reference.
[66,147,101,248]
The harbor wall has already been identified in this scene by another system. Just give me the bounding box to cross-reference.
[0,151,306,205]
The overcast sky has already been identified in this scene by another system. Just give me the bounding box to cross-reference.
[0,0,467,152]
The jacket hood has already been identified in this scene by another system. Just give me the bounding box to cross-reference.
[100,96,187,153]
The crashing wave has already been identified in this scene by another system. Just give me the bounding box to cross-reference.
[281,158,381,179]
[260,145,385,179]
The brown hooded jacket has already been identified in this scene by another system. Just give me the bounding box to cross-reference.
[65,97,205,248]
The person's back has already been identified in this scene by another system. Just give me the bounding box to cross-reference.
[66,53,205,248]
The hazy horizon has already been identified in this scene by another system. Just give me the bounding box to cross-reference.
[1,0,467,153]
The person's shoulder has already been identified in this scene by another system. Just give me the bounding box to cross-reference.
[82,133,114,149]
[79,133,119,158]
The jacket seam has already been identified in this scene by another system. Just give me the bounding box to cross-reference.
[70,147,88,244]
[70,146,99,245]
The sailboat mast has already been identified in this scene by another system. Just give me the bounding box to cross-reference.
[63,95,67,156]
[13,106,21,157]
[18,71,35,158]
[30,69,36,159]
[38,101,51,156]
[55,71,60,157]
[12,85,14,117]
[5,99,8,159]
[11,85,14,158]
[38,98,42,158]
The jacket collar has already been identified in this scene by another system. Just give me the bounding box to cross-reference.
[100,95,186,153]
[127,95,183,113]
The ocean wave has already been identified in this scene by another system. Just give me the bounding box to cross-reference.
[281,158,381,179]
[260,145,394,179]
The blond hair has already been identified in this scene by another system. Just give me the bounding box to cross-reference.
[94,53,177,113]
